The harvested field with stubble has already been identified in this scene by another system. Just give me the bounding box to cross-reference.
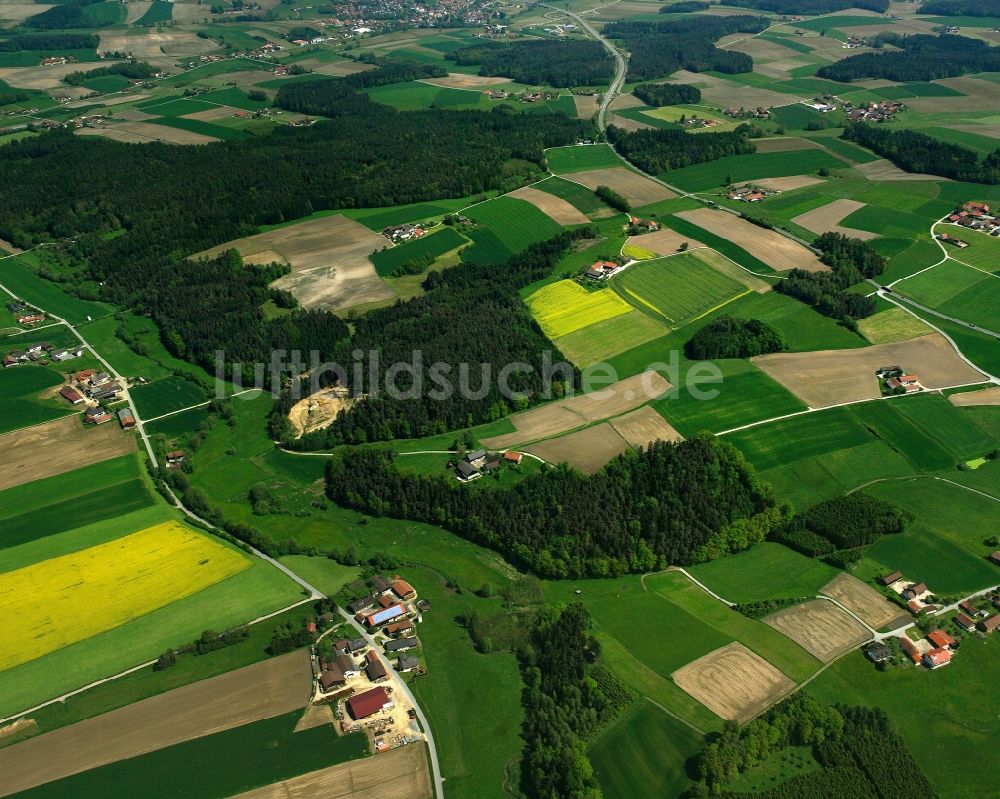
[525,422,630,473]
[820,573,910,630]
[629,228,701,257]
[231,743,432,799]
[183,106,237,122]
[297,58,377,77]
[854,158,948,182]
[793,199,879,240]
[609,405,682,448]
[752,333,987,408]
[482,371,671,449]
[749,175,824,191]
[199,215,393,312]
[574,93,599,120]
[950,386,1000,406]
[77,121,218,145]
[666,69,804,109]
[508,185,589,225]
[0,651,311,798]
[752,139,823,154]
[907,76,997,112]
[675,209,826,272]
[0,63,89,90]
[564,167,675,207]
[0,414,135,492]
[672,642,795,723]
[763,600,870,662]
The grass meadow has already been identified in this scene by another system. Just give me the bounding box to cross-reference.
[546,144,623,174]
[614,253,748,327]
[0,255,110,324]
[0,365,73,434]
[462,196,562,265]
[129,375,208,419]
[369,226,467,276]
[14,711,368,799]
[663,150,842,191]
[688,543,839,603]
[536,176,614,216]
[553,309,667,367]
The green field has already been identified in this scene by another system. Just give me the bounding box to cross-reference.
[808,636,1000,799]
[553,308,667,367]
[462,196,562,265]
[0,456,155,550]
[0,365,73,434]
[728,290,868,351]
[0,503,302,717]
[369,226,467,276]
[151,115,250,141]
[276,555,360,596]
[200,87,270,111]
[535,176,614,216]
[688,543,839,603]
[589,700,702,799]
[0,256,110,325]
[136,0,173,25]
[663,151,842,191]
[897,259,1000,331]
[129,375,208,419]
[614,253,748,327]
[144,405,210,438]
[527,279,633,338]
[138,97,218,117]
[15,710,368,799]
[546,143,623,174]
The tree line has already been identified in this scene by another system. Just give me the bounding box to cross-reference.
[920,0,1000,15]
[447,39,613,88]
[818,34,1000,82]
[342,59,448,88]
[271,229,594,446]
[842,122,1000,183]
[725,0,887,12]
[607,123,757,174]
[0,88,588,374]
[604,15,769,82]
[660,1,710,11]
[519,604,634,799]
[0,33,99,51]
[684,316,788,359]
[632,82,701,106]
[64,60,159,87]
[684,694,937,798]
[324,436,782,578]
[774,231,887,324]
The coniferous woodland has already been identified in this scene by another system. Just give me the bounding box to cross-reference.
[341,60,448,88]
[325,437,783,578]
[920,0,1000,15]
[604,16,768,82]
[0,33,99,51]
[773,493,910,557]
[632,81,701,106]
[24,0,106,30]
[660,1,711,12]
[63,60,159,86]
[724,0,887,12]
[684,316,788,359]
[607,123,757,174]
[520,604,634,799]
[272,230,594,446]
[775,232,887,322]
[447,39,613,87]
[683,694,937,799]
[842,122,1000,183]
[818,34,1000,82]
[0,89,587,372]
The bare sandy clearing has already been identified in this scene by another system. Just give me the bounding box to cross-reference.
[0,651,311,798]
[673,642,795,723]
[666,69,804,109]
[629,228,702,257]
[232,743,432,799]
[821,573,910,630]
[509,185,589,225]
[855,158,949,181]
[526,422,630,473]
[288,386,356,438]
[0,414,135,492]
[565,167,675,207]
[482,371,671,449]
[752,333,986,408]
[763,600,870,662]
[675,208,826,272]
[949,386,1000,407]
[199,215,393,313]
[793,199,879,240]
[609,405,682,448]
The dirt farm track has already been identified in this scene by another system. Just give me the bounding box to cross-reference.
[0,650,311,797]
[231,743,432,799]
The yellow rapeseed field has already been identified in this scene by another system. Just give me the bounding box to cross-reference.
[0,522,249,672]
[527,279,632,338]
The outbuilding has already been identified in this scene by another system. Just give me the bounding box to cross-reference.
[347,686,392,720]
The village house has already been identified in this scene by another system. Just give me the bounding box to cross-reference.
[166,450,186,467]
[902,582,928,600]
[865,642,892,663]
[923,648,952,669]
[371,575,393,594]
[377,593,397,609]
[384,636,420,654]
[937,232,969,248]
[382,223,425,243]
[879,570,903,586]
[348,595,378,615]
[927,630,957,650]
[319,669,345,692]
[17,313,45,325]
[361,603,406,629]
[898,636,922,664]
[364,651,389,682]
[334,637,368,656]
[988,551,1000,566]
[51,347,84,362]
[982,614,1000,634]
[504,450,523,465]
[392,579,416,601]
[628,216,659,232]
[84,406,114,425]
[955,612,977,632]
[466,449,487,468]
[396,654,419,673]
[117,407,136,431]
[334,652,359,677]
[386,619,414,638]
[585,260,621,280]
[456,460,480,481]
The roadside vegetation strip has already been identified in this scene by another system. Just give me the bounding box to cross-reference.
[526,279,633,338]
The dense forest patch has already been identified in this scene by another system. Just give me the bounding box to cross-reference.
[447,39,613,87]
[818,34,1000,83]
[632,82,701,106]
[607,123,757,174]
[685,316,788,359]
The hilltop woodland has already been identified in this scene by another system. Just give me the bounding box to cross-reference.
[683,694,937,799]
[0,33,99,51]
[633,82,701,106]
[920,0,1000,15]
[0,83,588,377]
[24,0,109,30]
[447,39,613,87]
[604,15,769,82]
[520,604,634,799]
[775,232,887,322]
[325,436,786,578]
[842,122,1000,184]
[608,123,757,174]
[64,61,159,87]
[271,230,594,446]
[773,493,911,558]
[684,317,788,359]
[818,34,1000,82]
[341,59,447,88]
[723,0,887,12]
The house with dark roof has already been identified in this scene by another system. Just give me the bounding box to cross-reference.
[371,575,393,594]
[955,612,977,632]
[865,642,892,663]
[348,595,377,615]
[397,654,419,673]
[384,636,420,653]
[60,385,85,404]
[456,460,481,482]
[84,406,113,425]
[981,614,1000,634]
[334,653,359,677]
[117,407,136,431]
[364,651,388,682]
[319,669,346,691]
[386,620,413,637]
[878,570,902,586]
